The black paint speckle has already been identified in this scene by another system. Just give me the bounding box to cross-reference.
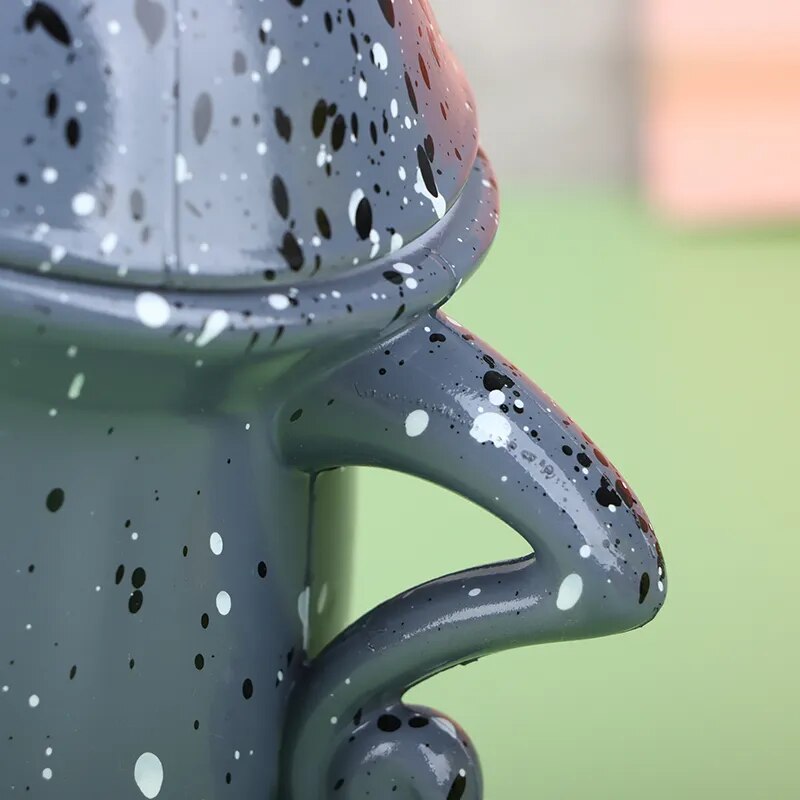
[483,370,514,392]
[595,477,623,509]
[377,713,401,732]
[279,231,304,271]
[193,92,213,145]
[45,488,64,513]
[377,0,396,27]
[128,590,144,614]
[639,572,651,604]
[131,567,147,589]
[272,175,290,219]
[416,145,439,198]
[65,117,80,147]
[355,197,373,240]
[316,208,332,239]
[25,3,72,47]
[447,772,467,800]
[274,107,292,141]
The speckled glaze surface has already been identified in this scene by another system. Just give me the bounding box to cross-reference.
[0,2,667,799]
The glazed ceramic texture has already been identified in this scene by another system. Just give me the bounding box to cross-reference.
[276,311,666,798]
[0,0,476,288]
[0,1,667,799]
[0,317,356,797]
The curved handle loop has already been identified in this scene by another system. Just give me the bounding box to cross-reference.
[277,310,666,799]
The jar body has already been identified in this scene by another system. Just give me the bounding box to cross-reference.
[0,328,355,798]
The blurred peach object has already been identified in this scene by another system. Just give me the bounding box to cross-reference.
[643,0,800,223]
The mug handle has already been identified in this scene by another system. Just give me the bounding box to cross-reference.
[277,309,666,799]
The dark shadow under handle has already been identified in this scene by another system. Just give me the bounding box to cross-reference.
[277,310,666,799]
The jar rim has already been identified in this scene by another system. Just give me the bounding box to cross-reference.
[0,151,498,361]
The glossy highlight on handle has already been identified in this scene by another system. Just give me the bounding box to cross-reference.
[276,310,667,799]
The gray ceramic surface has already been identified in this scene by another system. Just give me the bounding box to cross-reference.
[0,1,667,798]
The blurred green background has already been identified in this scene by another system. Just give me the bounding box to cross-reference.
[344,192,800,799]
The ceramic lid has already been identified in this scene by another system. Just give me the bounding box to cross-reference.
[0,0,479,289]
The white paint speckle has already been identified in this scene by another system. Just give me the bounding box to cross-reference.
[469,412,511,448]
[405,409,429,438]
[489,389,505,406]
[348,188,365,226]
[369,227,381,258]
[71,192,96,216]
[135,292,171,329]
[266,46,282,74]
[405,277,418,290]
[209,532,223,556]
[107,20,121,35]
[100,232,118,255]
[175,153,191,183]
[298,586,310,650]
[556,573,583,611]
[390,233,404,252]
[579,545,591,558]
[390,98,399,118]
[175,153,193,183]
[32,222,50,241]
[134,752,164,798]
[216,590,232,616]
[393,262,413,275]
[256,141,268,155]
[67,373,85,400]
[372,42,388,70]
[414,167,446,219]
[330,716,338,725]
[28,694,39,708]
[468,588,481,597]
[260,18,272,33]
[358,77,367,98]
[195,309,229,347]
[42,167,58,184]
[268,294,290,311]
[398,165,407,181]
[42,767,52,780]
[658,580,664,592]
